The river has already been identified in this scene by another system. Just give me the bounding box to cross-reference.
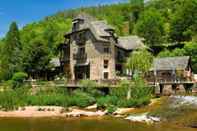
[0,116,196,131]
[0,96,196,131]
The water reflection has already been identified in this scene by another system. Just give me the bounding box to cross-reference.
[0,117,196,131]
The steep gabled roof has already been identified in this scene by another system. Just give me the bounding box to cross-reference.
[116,36,145,50]
[73,13,95,22]
[89,20,115,41]
[90,21,114,37]
[151,56,190,71]
[65,13,114,42]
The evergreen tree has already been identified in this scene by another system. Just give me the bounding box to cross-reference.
[22,38,51,78]
[0,22,22,80]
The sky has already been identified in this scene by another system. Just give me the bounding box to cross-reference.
[0,0,124,38]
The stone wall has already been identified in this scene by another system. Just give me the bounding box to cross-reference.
[68,30,116,80]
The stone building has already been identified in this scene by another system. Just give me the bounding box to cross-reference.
[146,56,193,95]
[60,14,144,81]
[147,56,192,83]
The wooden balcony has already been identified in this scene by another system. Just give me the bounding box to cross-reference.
[73,53,87,60]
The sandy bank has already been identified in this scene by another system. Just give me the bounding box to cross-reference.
[0,98,160,118]
[0,106,106,118]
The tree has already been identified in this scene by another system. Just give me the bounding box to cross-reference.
[126,49,153,77]
[22,38,51,78]
[130,0,144,22]
[43,23,58,53]
[0,22,22,80]
[158,48,185,58]
[134,8,165,46]
[183,42,197,73]
[170,0,197,42]
[128,0,144,34]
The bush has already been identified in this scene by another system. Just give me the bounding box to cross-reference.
[26,87,69,107]
[110,80,130,99]
[117,96,150,108]
[0,88,28,111]
[107,105,117,114]
[69,90,96,108]
[26,93,67,107]
[79,80,102,97]
[11,72,28,88]
[97,95,119,109]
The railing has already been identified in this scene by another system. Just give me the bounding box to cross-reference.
[67,79,120,87]
[148,79,195,85]
[73,53,87,60]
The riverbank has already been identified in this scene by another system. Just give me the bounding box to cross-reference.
[0,98,160,118]
[0,106,106,118]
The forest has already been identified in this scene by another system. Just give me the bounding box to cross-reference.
[0,0,196,82]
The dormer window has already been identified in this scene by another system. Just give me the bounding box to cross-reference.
[79,46,85,55]
[76,32,86,44]
[72,21,79,32]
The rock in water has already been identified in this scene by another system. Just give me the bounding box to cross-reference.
[125,113,160,124]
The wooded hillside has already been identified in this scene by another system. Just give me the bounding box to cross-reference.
[0,0,196,81]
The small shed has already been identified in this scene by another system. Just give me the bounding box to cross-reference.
[147,56,192,83]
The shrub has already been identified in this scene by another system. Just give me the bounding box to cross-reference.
[69,90,96,108]
[0,88,28,111]
[11,72,28,88]
[26,87,69,107]
[97,95,119,109]
[110,80,130,99]
[26,93,67,106]
[107,105,117,114]
[79,80,102,97]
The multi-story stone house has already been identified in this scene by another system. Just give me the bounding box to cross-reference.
[60,14,144,81]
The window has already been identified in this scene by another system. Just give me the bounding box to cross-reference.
[104,47,110,53]
[73,22,77,31]
[104,72,109,79]
[104,60,109,69]
[79,47,85,54]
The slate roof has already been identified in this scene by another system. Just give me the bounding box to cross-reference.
[66,13,115,42]
[151,56,190,71]
[73,13,95,22]
[50,58,60,67]
[117,36,145,50]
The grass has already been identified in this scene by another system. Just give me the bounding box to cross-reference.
[0,79,152,111]
[0,87,95,111]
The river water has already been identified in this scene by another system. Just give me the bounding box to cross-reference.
[0,96,196,131]
[0,116,196,131]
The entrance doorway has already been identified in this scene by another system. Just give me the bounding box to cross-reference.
[74,65,90,80]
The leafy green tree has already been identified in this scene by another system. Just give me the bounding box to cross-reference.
[130,0,144,22]
[170,0,197,42]
[43,24,58,52]
[0,22,22,80]
[126,49,153,99]
[22,38,51,78]
[126,49,153,77]
[184,42,197,73]
[158,48,185,58]
[11,72,28,89]
[134,8,165,46]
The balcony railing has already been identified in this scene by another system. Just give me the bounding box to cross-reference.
[73,53,87,60]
